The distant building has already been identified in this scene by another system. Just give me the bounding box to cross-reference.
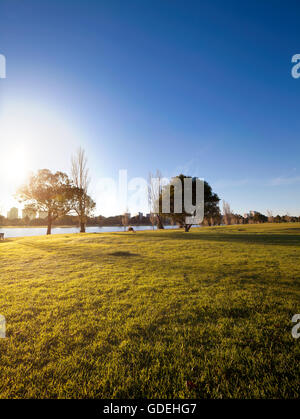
[138,212,143,220]
[22,208,36,220]
[38,211,48,219]
[7,207,18,220]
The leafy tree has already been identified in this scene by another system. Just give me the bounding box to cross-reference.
[17,169,74,235]
[253,212,268,223]
[70,186,96,232]
[201,182,221,226]
[159,174,220,232]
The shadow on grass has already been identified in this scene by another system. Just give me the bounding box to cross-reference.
[0,238,16,244]
[109,251,139,257]
[18,241,56,253]
[16,230,300,261]
[142,231,300,246]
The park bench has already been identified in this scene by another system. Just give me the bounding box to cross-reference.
[0,233,4,241]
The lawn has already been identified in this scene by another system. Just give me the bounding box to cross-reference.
[0,223,299,398]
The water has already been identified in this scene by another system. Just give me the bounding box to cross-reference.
[0,225,179,238]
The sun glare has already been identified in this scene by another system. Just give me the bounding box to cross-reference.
[2,146,30,185]
[0,106,35,187]
[0,101,84,213]
[0,101,82,189]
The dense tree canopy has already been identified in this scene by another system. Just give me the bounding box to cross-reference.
[17,169,74,235]
[159,174,220,231]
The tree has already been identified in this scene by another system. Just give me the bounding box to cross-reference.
[71,148,95,232]
[149,212,156,230]
[267,210,274,223]
[159,174,220,232]
[17,169,74,235]
[222,200,232,225]
[253,212,268,223]
[234,214,244,224]
[122,210,129,231]
[148,170,165,229]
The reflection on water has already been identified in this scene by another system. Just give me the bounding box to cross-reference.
[0,225,179,238]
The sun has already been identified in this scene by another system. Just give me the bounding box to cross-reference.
[1,146,31,186]
[0,100,84,212]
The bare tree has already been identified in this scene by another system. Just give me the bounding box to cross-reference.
[222,200,232,225]
[122,209,130,231]
[148,170,164,229]
[266,209,274,223]
[71,147,95,232]
[149,212,156,230]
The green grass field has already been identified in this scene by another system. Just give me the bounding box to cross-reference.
[0,223,299,398]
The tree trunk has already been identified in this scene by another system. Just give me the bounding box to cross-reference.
[184,224,192,232]
[80,221,86,233]
[157,214,164,229]
[47,215,52,235]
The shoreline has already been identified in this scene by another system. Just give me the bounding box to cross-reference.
[0,225,177,238]
[0,224,160,229]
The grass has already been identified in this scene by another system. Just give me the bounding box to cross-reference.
[0,223,299,398]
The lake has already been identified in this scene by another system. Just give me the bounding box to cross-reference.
[0,225,179,238]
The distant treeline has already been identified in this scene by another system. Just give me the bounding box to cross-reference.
[0,212,299,227]
[0,214,172,227]
[217,212,300,225]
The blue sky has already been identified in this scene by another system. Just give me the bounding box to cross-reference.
[1,0,300,216]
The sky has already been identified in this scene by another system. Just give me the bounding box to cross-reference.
[1,0,300,216]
